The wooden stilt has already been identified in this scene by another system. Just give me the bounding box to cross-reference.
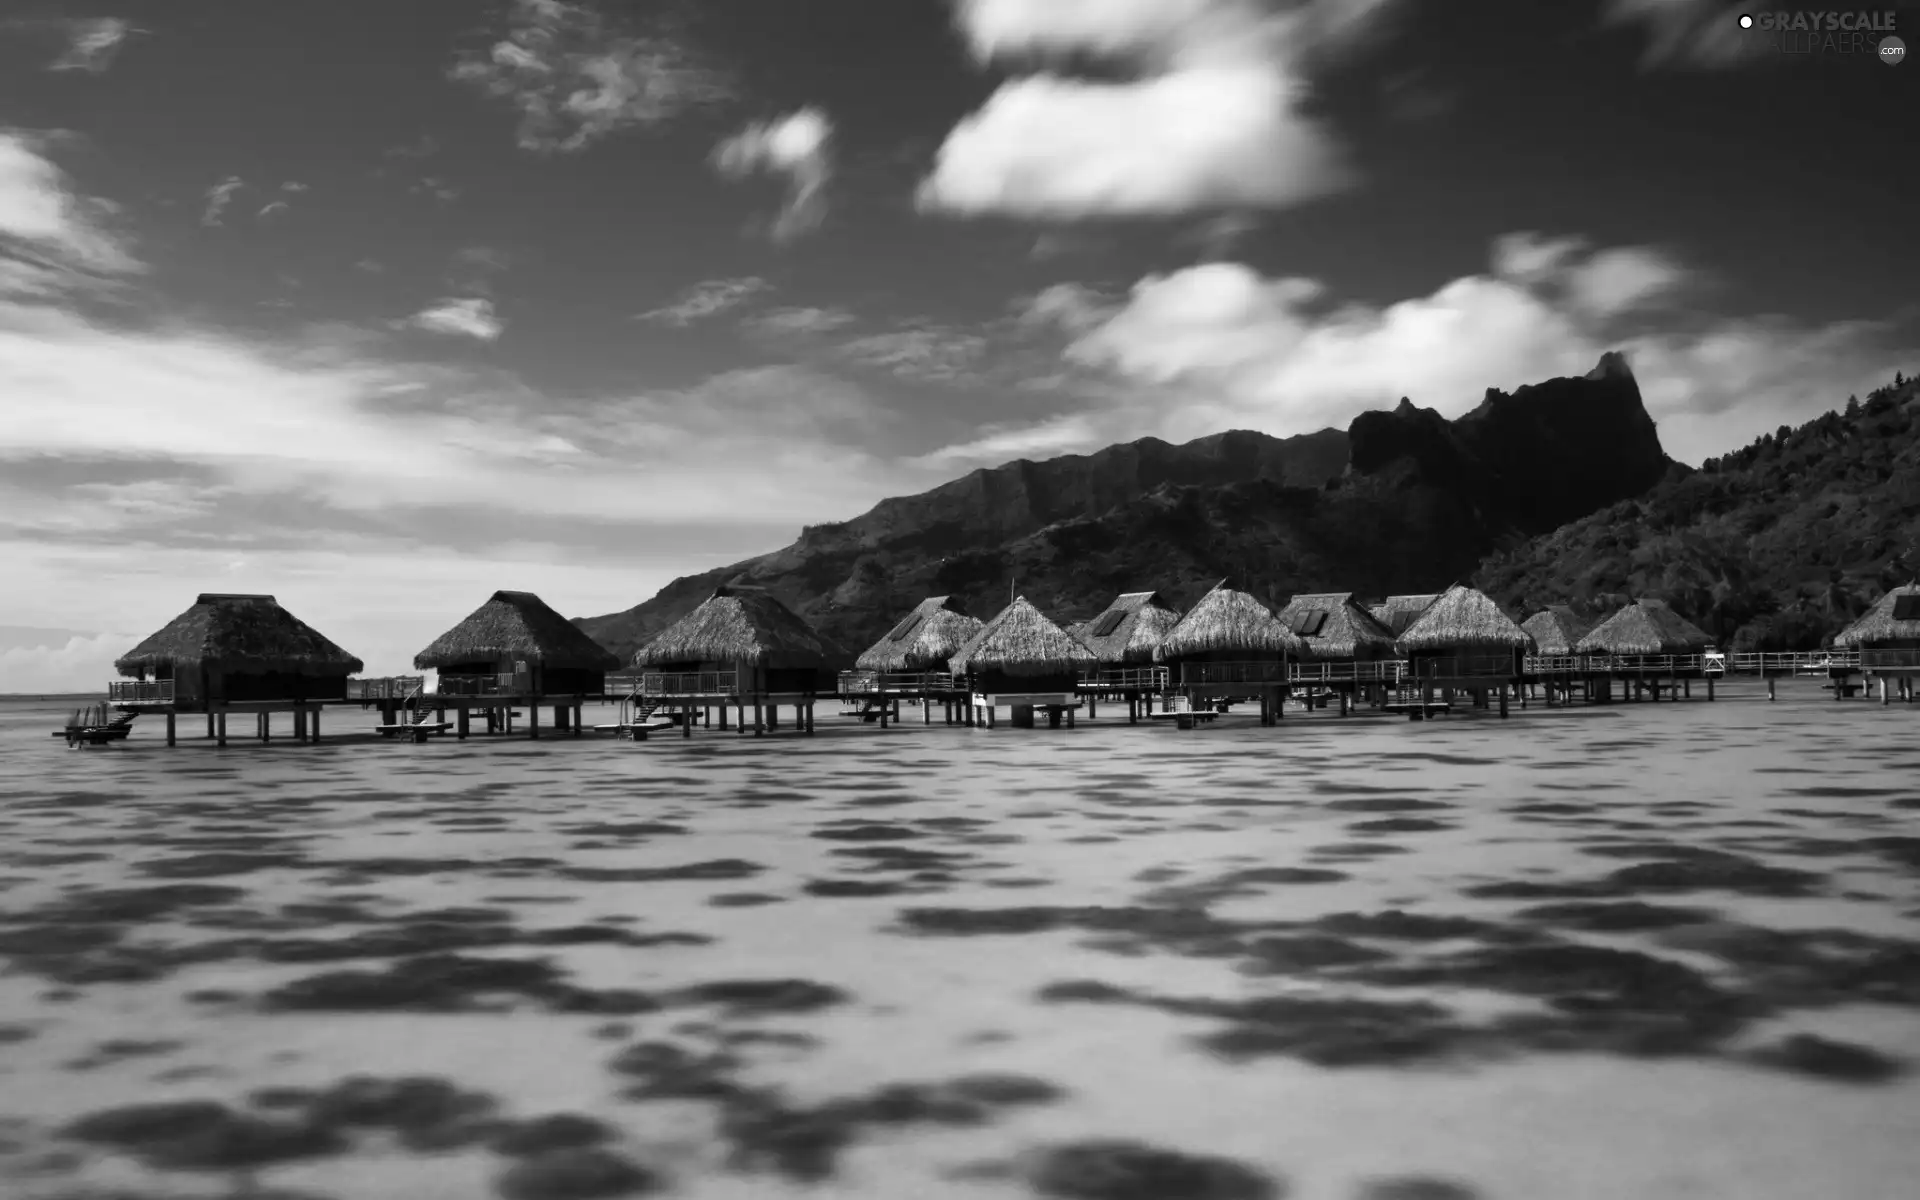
[166,712,176,746]
[1767,676,1776,701]
[216,711,227,747]
[206,712,215,738]
[1882,678,1889,705]
[530,701,541,739]
[457,707,469,739]
[1707,675,1715,701]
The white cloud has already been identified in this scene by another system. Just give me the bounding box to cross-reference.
[0,631,140,695]
[201,175,244,226]
[918,0,1402,218]
[0,131,136,283]
[636,276,771,325]
[451,0,733,152]
[712,108,834,242]
[743,305,860,337]
[1601,0,1772,69]
[256,200,289,221]
[408,297,503,341]
[928,234,1919,467]
[907,413,1099,467]
[49,18,130,73]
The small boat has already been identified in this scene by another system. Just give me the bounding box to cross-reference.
[53,705,136,747]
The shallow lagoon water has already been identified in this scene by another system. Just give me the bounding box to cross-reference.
[1,682,1917,1200]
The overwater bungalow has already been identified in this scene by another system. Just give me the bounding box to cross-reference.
[1370,593,1441,636]
[1521,605,1597,659]
[850,595,983,726]
[632,584,842,736]
[110,593,363,746]
[1831,582,1920,703]
[1154,582,1303,724]
[1575,598,1713,701]
[1276,592,1400,710]
[1069,590,1183,704]
[947,595,1097,729]
[1394,584,1533,717]
[413,590,622,739]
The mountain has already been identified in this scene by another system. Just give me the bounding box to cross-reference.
[1476,371,1920,651]
[576,353,1679,661]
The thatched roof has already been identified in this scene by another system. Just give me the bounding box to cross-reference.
[1067,590,1183,664]
[1396,584,1534,654]
[414,590,620,672]
[1575,598,1713,656]
[115,594,364,678]
[1834,583,1920,647]
[948,595,1098,678]
[1156,581,1304,660]
[855,595,984,672]
[1370,594,1442,636]
[1521,605,1598,657]
[633,584,842,668]
[1275,592,1397,660]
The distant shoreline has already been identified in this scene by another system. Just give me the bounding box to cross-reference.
[0,693,105,701]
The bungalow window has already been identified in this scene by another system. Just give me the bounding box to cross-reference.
[1089,610,1128,638]
[887,614,926,642]
[1892,595,1920,621]
[1292,609,1329,636]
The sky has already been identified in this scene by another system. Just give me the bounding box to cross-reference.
[1,0,1915,689]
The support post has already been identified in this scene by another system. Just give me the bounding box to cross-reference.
[1767,676,1776,702]
[530,701,541,739]
[1882,678,1889,705]
[166,711,176,746]
[216,711,227,747]
[458,707,470,740]
[754,700,764,736]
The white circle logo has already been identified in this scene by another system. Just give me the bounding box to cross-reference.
[1738,13,1754,29]
[1882,35,1907,64]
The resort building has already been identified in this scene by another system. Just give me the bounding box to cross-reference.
[1154,582,1303,725]
[1575,598,1713,701]
[1394,584,1533,717]
[849,595,983,726]
[631,584,843,735]
[948,596,1096,728]
[412,590,622,738]
[111,593,363,745]
[1833,582,1920,702]
[1370,593,1442,636]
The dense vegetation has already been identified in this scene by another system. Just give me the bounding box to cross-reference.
[1476,373,1920,650]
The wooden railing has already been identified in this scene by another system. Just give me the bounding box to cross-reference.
[838,670,964,694]
[1179,660,1288,685]
[637,671,740,697]
[435,672,525,697]
[346,676,425,700]
[1081,666,1170,691]
[1405,655,1523,679]
[1289,660,1401,684]
[107,680,174,703]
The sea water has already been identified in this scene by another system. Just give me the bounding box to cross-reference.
[0,680,1915,1200]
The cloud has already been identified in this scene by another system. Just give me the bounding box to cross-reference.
[48,17,130,72]
[742,305,860,337]
[0,130,138,293]
[712,108,834,242]
[924,233,1919,467]
[256,200,289,221]
[918,0,1403,218]
[201,175,244,226]
[408,297,503,341]
[837,326,990,384]
[636,276,772,325]
[0,631,140,695]
[451,0,734,152]
[907,413,1099,468]
[1601,0,1773,69]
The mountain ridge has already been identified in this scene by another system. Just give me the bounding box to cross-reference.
[575,352,1681,662]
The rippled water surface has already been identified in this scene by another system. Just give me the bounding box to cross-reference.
[2,682,1917,1200]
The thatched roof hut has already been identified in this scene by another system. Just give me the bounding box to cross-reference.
[1575,598,1712,656]
[1370,594,1442,636]
[1155,582,1304,661]
[1275,592,1397,661]
[948,596,1097,679]
[415,591,620,673]
[1068,590,1182,665]
[116,594,363,679]
[1521,605,1598,657]
[1833,583,1920,648]
[634,584,841,670]
[1395,585,1534,655]
[855,595,984,673]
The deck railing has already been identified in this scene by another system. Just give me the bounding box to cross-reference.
[1178,660,1289,685]
[346,676,425,700]
[1405,655,1523,679]
[1727,651,1858,672]
[637,671,740,697]
[107,680,174,703]
[1289,660,1402,684]
[1082,666,1170,691]
[434,672,524,697]
[838,670,965,694]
